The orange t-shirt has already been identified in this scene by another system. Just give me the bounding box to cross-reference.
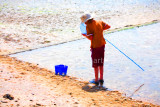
[85,20,110,48]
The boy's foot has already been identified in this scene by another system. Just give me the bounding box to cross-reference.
[89,79,99,86]
[99,80,104,86]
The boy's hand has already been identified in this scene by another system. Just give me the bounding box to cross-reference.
[82,33,93,37]
[82,34,86,36]
[82,33,93,41]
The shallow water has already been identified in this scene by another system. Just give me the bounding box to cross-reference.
[11,23,160,105]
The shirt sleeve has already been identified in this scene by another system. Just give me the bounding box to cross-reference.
[102,21,111,30]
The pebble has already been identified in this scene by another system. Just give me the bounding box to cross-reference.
[69,92,72,95]
[1,101,8,103]
[36,103,42,106]
[3,94,14,100]
[115,98,119,101]
[74,102,79,104]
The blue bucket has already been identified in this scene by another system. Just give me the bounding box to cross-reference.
[55,64,68,76]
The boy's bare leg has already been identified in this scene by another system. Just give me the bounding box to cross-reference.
[99,66,104,80]
[94,67,99,82]
[99,66,104,86]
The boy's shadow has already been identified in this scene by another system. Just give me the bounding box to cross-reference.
[82,83,109,92]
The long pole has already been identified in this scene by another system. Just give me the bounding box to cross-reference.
[105,38,144,71]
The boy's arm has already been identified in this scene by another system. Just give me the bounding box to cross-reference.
[85,25,93,40]
[82,34,93,40]
[103,24,111,30]
[102,21,111,30]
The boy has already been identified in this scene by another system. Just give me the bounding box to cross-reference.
[80,14,110,86]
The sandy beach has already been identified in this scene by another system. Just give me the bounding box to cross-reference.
[0,0,160,106]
